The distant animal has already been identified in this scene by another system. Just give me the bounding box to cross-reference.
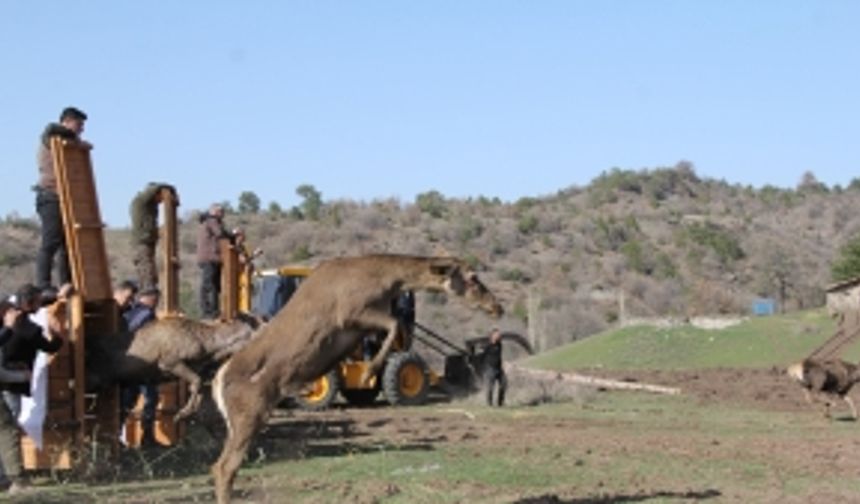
[211,254,504,504]
[86,312,263,420]
[787,358,860,419]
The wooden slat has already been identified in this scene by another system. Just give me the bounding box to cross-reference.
[808,311,860,361]
[220,240,239,321]
[50,137,112,302]
[160,188,181,316]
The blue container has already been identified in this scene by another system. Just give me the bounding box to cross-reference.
[752,298,776,316]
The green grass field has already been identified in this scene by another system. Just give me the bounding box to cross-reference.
[12,308,860,503]
[526,309,860,371]
[15,393,860,503]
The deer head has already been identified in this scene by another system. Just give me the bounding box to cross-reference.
[428,258,504,318]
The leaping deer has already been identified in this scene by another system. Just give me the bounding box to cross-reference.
[210,254,503,504]
[788,358,860,420]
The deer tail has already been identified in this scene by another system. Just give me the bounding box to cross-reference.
[787,361,806,383]
[212,359,233,438]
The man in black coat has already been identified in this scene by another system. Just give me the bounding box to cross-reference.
[0,300,34,493]
[483,328,507,407]
[1,285,63,417]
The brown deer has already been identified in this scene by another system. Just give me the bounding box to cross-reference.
[86,312,262,420]
[210,255,503,503]
[787,358,860,420]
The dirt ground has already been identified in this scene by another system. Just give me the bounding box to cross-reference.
[581,366,816,413]
[228,367,860,503]
[15,368,860,503]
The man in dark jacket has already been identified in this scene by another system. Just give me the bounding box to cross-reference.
[0,301,33,494]
[483,328,507,407]
[119,287,163,447]
[1,285,64,417]
[196,204,230,319]
[34,106,88,290]
[3,284,63,418]
[130,183,177,291]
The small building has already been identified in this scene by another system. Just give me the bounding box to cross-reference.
[825,276,860,315]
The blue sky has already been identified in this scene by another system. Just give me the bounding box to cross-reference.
[1,1,857,227]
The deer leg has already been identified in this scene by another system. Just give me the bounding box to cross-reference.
[845,396,858,420]
[212,395,270,504]
[355,312,402,385]
[162,362,203,421]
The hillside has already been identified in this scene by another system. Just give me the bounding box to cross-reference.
[525,308,860,371]
[2,163,860,352]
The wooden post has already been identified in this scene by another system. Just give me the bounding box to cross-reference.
[220,240,239,321]
[159,188,180,316]
[70,293,86,454]
[527,288,545,353]
[238,254,253,313]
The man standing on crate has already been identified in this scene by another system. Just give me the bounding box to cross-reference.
[34,106,89,290]
[118,287,164,448]
[196,204,231,319]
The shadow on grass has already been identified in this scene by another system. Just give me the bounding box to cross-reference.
[259,417,436,458]
[515,489,721,503]
[30,406,438,501]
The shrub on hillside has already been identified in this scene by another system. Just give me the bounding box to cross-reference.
[517,214,539,234]
[415,190,447,218]
[457,216,484,244]
[683,221,744,266]
[831,235,860,281]
[592,215,639,252]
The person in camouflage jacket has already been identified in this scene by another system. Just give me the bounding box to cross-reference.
[129,183,177,291]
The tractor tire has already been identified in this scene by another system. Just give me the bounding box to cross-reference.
[383,352,430,406]
[341,387,380,407]
[295,370,342,411]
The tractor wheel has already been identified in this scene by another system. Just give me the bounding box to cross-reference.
[295,370,342,411]
[341,387,380,407]
[383,352,430,406]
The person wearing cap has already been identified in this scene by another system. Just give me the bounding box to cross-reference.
[130,183,177,292]
[34,107,89,290]
[232,227,262,279]
[1,285,64,418]
[113,280,138,332]
[114,280,138,312]
[232,228,250,264]
[0,301,33,494]
[196,204,230,319]
[119,287,163,447]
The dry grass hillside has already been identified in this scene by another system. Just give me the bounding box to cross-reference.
[3,163,859,353]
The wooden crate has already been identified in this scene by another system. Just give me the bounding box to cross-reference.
[123,410,181,448]
[21,426,76,470]
[123,381,186,448]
